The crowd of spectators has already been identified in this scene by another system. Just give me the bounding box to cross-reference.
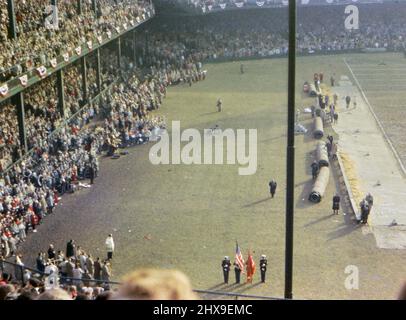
[2,1,406,261]
[1,27,206,263]
[2,1,406,81]
[0,104,21,172]
[1,1,406,300]
[0,0,153,83]
[147,3,406,61]
[0,253,197,300]
[1,236,198,300]
[1,240,114,300]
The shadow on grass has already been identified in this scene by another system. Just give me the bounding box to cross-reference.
[242,197,271,208]
[304,213,336,228]
[327,222,361,241]
[259,134,286,144]
[296,177,316,210]
[207,282,229,290]
[199,111,219,117]
[232,281,264,294]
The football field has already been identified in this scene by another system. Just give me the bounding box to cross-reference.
[19,54,406,299]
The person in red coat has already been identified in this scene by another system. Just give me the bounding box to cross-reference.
[31,213,39,232]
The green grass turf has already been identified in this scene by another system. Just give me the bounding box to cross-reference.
[107,55,404,299]
[19,54,406,299]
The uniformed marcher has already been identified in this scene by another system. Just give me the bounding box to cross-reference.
[269,179,277,198]
[222,256,231,284]
[234,261,242,284]
[259,255,268,283]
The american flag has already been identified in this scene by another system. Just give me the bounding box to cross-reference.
[235,242,245,273]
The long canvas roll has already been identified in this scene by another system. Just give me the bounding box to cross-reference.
[316,141,329,167]
[313,116,324,139]
[309,166,330,203]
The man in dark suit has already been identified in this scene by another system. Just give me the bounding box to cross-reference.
[66,240,76,258]
[311,161,319,180]
[332,194,340,215]
[94,257,102,281]
[88,163,95,185]
[269,179,277,198]
[47,244,56,260]
[345,95,351,109]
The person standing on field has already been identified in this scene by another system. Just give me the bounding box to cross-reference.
[105,234,115,260]
[217,98,222,112]
[332,194,340,215]
[259,255,268,283]
[345,95,351,109]
[222,256,231,284]
[311,161,319,180]
[234,260,242,284]
[269,179,277,198]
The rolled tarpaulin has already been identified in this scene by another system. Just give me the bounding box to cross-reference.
[313,116,324,139]
[308,166,330,203]
[316,141,329,167]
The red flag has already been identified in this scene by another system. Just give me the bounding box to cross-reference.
[246,251,256,283]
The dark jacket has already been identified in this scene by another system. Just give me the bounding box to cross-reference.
[94,261,101,280]
[66,241,75,258]
[222,259,231,272]
[269,181,277,192]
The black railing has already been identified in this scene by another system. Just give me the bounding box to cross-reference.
[1,259,286,299]
[0,259,121,288]
[0,5,155,104]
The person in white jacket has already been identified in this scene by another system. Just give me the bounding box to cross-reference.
[105,234,115,260]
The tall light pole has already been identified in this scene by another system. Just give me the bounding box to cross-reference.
[285,0,296,300]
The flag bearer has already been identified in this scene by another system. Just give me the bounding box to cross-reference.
[234,261,242,284]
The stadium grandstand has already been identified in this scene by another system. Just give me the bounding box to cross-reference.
[0,0,406,301]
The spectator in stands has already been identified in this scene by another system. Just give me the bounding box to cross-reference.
[66,239,76,258]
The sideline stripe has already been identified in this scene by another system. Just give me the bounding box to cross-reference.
[344,58,406,178]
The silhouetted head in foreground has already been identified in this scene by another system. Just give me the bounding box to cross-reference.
[111,268,197,300]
